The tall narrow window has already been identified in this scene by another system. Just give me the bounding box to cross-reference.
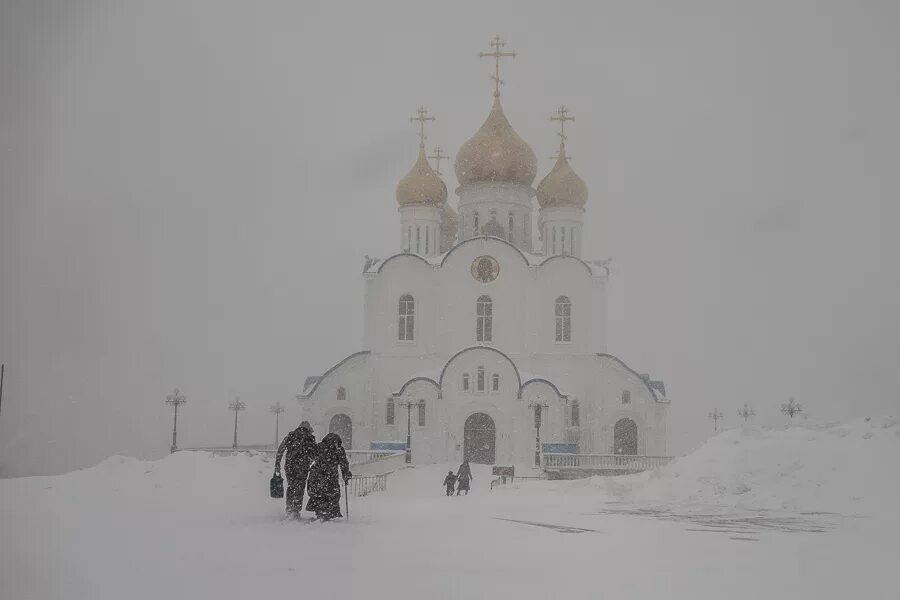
[386,398,395,425]
[571,400,580,427]
[508,213,514,243]
[476,295,493,342]
[337,387,346,402]
[477,366,485,391]
[474,212,480,234]
[398,294,415,341]
[406,226,411,252]
[552,227,557,254]
[561,227,566,255]
[462,373,470,391]
[416,227,421,254]
[622,390,631,404]
[571,228,576,255]
[417,401,426,426]
[491,373,500,392]
[555,296,571,342]
[425,227,430,254]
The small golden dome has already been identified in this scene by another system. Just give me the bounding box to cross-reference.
[439,202,459,252]
[536,145,588,208]
[397,145,448,207]
[455,96,537,187]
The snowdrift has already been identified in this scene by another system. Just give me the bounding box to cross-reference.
[588,416,900,515]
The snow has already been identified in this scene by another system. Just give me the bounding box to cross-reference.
[2,417,898,599]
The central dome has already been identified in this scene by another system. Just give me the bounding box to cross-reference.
[455,96,537,187]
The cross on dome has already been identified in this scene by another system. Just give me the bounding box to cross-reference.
[428,146,450,176]
[549,105,575,160]
[479,35,516,98]
[409,106,435,148]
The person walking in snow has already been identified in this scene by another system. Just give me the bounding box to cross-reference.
[274,420,318,518]
[306,432,352,521]
[456,460,473,495]
[443,470,457,496]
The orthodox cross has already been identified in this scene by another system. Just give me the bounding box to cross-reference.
[409,106,435,148]
[229,396,246,448]
[479,35,516,97]
[428,146,449,176]
[549,105,575,160]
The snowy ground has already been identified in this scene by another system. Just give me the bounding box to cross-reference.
[3,417,898,599]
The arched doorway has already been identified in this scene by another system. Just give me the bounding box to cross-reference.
[329,414,352,450]
[464,413,496,464]
[614,418,638,455]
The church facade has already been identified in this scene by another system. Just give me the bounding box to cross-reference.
[297,40,670,465]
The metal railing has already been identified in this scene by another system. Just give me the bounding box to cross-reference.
[542,453,673,471]
[346,473,387,497]
[345,450,405,465]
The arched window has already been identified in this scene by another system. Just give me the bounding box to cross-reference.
[476,366,485,392]
[571,400,580,427]
[476,295,493,342]
[417,400,426,427]
[337,387,346,402]
[398,294,415,341]
[462,373,470,391]
[386,398,395,425]
[621,390,631,404]
[555,296,571,342]
[491,373,500,392]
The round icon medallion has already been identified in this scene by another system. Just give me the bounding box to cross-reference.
[471,255,500,284]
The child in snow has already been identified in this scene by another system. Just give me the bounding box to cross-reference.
[443,471,457,496]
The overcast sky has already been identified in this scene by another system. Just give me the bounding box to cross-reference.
[1,0,898,476]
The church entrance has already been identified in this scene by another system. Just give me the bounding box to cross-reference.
[614,418,637,455]
[329,414,352,450]
[464,413,496,464]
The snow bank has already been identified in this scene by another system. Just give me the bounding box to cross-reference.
[589,416,900,515]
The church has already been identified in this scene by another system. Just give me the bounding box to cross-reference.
[297,38,670,466]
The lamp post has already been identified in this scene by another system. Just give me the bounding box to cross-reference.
[165,388,187,453]
[270,402,286,448]
[708,408,723,432]
[398,399,422,464]
[527,397,549,468]
[737,403,755,422]
[229,396,246,448]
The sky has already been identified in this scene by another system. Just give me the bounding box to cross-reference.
[1,0,899,476]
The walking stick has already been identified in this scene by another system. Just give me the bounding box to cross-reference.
[344,480,349,520]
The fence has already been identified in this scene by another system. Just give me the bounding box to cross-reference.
[346,473,387,497]
[542,453,673,471]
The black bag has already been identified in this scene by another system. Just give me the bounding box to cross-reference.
[270,471,284,498]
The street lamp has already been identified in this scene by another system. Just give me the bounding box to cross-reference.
[270,402,286,448]
[165,388,187,453]
[527,397,549,468]
[229,396,246,448]
[708,408,723,432]
[737,403,755,422]
[398,398,423,464]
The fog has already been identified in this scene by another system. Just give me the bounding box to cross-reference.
[1,0,898,477]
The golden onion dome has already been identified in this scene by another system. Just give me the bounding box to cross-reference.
[536,144,588,208]
[396,145,448,207]
[439,202,459,252]
[454,96,537,187]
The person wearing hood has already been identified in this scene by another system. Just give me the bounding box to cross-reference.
[443,471,457,496]
[456,460,473,495]
[274,421,318,518]
[306,432,352,521]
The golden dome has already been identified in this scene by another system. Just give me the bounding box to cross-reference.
[536,145,588,208]
[439,202,459,252]
[455,96,537,187]
[396,145,448,207]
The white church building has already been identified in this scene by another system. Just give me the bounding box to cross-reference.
[298,39,670,466]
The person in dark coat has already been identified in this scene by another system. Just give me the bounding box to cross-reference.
[456,460,473,495]
[306,432,352,520]
[274,421,317,518]
[443,471,457,496]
